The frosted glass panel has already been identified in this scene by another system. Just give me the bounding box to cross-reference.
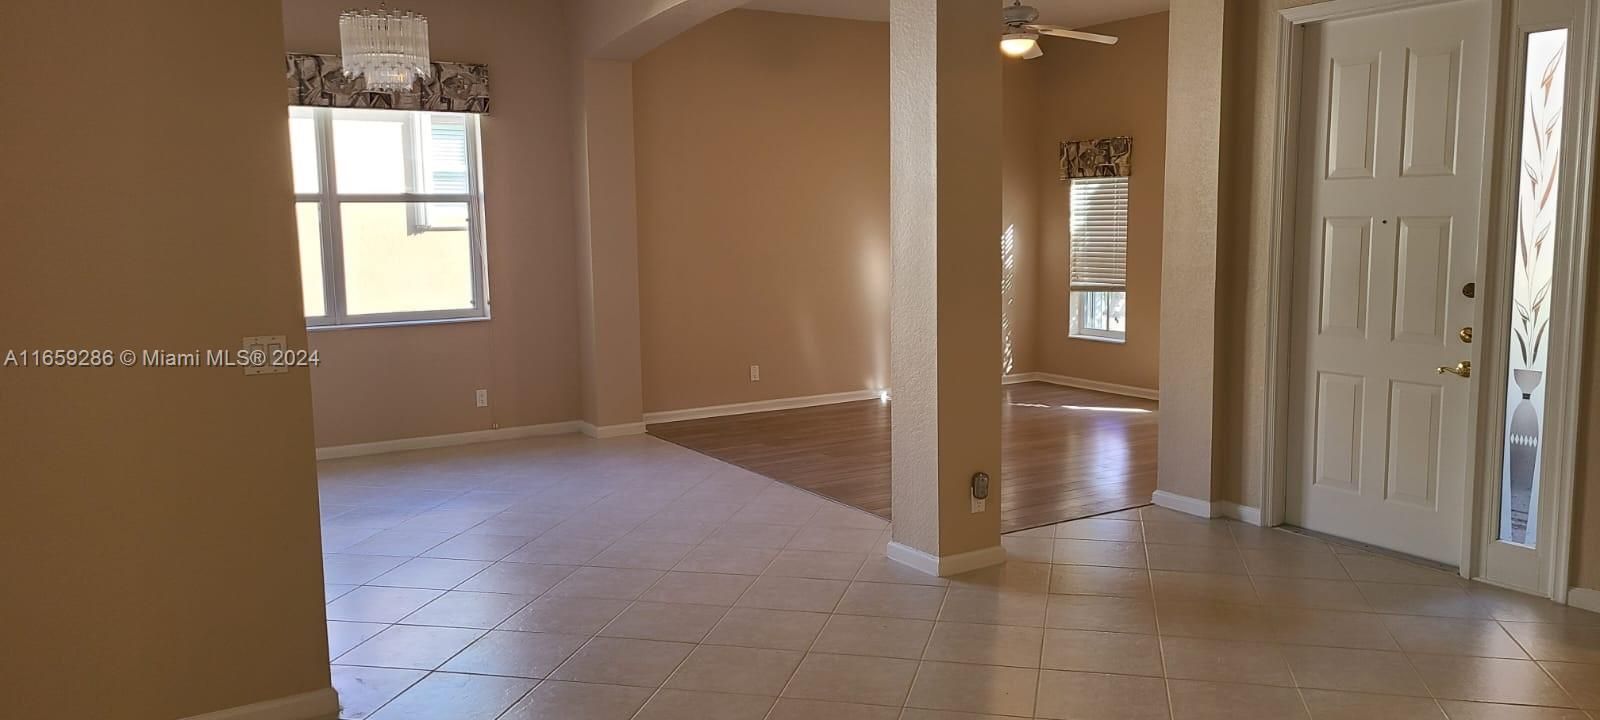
[1498,29,1568,547]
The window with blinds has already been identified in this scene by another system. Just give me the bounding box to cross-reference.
[1069,177,1128,291]
[1068,177,1129,341]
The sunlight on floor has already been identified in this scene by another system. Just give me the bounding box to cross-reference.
[1010,402,1153,414]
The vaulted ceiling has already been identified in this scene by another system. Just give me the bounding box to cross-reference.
[739,0,1170,27]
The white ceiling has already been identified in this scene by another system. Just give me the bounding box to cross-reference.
[740,0,1170,28]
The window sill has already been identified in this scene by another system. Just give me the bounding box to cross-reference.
[1068,333,1127,345]
[308,314,491,333]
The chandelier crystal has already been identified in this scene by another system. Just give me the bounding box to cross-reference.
[339,4,432,92]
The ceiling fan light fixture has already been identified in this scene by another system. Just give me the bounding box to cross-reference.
[1000,31,1040,58]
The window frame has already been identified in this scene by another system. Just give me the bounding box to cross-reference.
[1070,290,1127,343]
[292,106,490,329]
[406,113,473,234]
[1066,176,1129,344]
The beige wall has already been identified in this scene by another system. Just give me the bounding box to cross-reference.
[1031,12,1169,390]
[573,60,649,429]
[1003,56,1042,376]
[569,0,746,59]
[1567,151,1600,588]
[631,9,1113,413]
[281,0,581,447]
[633,10,893,412]
[0,1,331,717]
[1212,0,1336,513]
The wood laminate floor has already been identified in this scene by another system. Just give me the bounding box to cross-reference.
[648,381,1157,533]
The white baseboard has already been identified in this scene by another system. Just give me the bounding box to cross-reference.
[644,377,1150,426]
[1568,587,1600,612]
[1151,490,1263,526]
[1216,501,1263,526]
[580,421,647,439]
[1029,372,1159,401]
[180,688,338,720]
[886,541,1007,577]
[1151,490,1216,518]
[643,388,884,424]
[315,421,581,460]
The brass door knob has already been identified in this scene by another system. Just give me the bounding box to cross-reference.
[1460,327,1473,343]
[1437,361,1472,378]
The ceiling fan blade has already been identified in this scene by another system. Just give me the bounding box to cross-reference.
[1029,24,1119,44]
[1023,43,1044,60]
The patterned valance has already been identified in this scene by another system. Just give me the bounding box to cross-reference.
[286,53,490,114]
[1059,136,1133,180]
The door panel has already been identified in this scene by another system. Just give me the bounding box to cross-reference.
[1288,0,1489,564]
[1318,217,1372,337]
[1314,372,1365,493]
[1328,56,1382,179]
[1392,217,1453,345]
[1385,380,1444,508]
[1402,46,1463,177]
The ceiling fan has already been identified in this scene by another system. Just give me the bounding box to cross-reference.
[1000,1,1119,59]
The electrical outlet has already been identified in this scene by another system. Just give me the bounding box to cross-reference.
[749,365,761,382]
[971,496,986,513]
[475,389,489,408]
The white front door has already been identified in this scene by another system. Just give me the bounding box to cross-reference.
[1288,0,1490,564]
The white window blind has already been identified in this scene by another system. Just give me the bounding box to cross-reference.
[422,115,470,194]
[1069,177,1129,292]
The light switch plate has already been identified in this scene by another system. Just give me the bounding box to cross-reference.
[242,335,288,376]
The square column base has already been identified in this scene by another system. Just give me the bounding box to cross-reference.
[885,541,1007,577]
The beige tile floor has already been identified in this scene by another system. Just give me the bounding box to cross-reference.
[320,434,1600,719]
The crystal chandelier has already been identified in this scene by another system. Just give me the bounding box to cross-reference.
[339,3,432,92]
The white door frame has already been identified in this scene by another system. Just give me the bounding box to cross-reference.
[1259,0,1598,600]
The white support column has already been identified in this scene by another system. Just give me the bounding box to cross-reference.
[886,0,1006,576]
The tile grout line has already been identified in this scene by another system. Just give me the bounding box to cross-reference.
[1145,515,1177,720]
[907,574,957,715]
[1236,519,1320,720]
[522,468,808,718]
[1499,615,1586,710]
[761,562,859,720]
